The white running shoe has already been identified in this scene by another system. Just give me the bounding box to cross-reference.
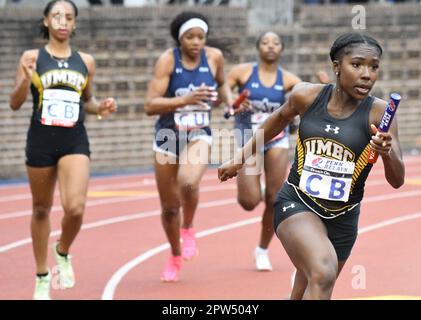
[254,246,273,271]
[53,242,75,289]
[33,271,51,300]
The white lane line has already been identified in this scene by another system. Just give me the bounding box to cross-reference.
[1,155,420,191]
[0,180,149,203]
[101,211,421,300]
[362,189,421,204]
[2,181,421,251]
[0,171,156,190]
[0,182,236,220]
[2,160,421,200]
[365,177,421,187]
[0,174,218,203]
[358,212,421,234]
[101,217,261,300]
[2,182,420,221]
[2,174,419,220]
[0,198,237,253]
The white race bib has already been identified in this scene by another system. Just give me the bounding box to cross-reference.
[251,112,285,141]
[41,89,80,127]
[251,112,270,133]
[174,105,210,131]
[299,153,355,202]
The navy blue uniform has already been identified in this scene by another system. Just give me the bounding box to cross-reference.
[234,63,289,152]
[26,47,90,167]
[153,47,217,158]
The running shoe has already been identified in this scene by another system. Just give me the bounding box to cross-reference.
[254,246,273,271]
[161,255,182,282]
[181,228,198,260]
[53,242,75,289]
[33,271,51,300]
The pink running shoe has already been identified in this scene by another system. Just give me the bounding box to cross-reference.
[160,256,182,282]
[181,228,198,260]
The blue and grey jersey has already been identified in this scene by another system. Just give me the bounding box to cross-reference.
[234,63,288,147]
[155,47,217,133]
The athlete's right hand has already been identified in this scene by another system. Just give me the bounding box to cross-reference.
[218,159,243,182]
[183,83,218,108]
[21,56,36,81]
[225,99,253,116]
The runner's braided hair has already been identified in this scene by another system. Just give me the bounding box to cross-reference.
[330,33,383,62]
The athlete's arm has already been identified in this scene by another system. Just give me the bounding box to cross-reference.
[218,83,319,181]
[80,52,99,114]
[227,63,253,90]
[226,65,240,91]
[225,63,253,113]
[10,50,38,111]
[316,70,331,84]
[282,70,303,133]
[211,47,233,108]
[283,70,302,92]
[238,83,313,158]
[145,49,213,116]
[80,52,117,117]
[369,98,405,188]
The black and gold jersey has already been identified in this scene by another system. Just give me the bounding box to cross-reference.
[30,47,88,124]
[288,84,374,212]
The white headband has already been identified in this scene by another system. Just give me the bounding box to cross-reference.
[178,18,208,40]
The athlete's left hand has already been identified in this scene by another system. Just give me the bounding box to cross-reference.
[98,97,118,118]
[370,124,392,156]
[218,159,243,182]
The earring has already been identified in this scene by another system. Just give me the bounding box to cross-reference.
[335,72,339,76]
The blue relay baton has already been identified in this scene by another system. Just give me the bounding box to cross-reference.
[367,92,401,164]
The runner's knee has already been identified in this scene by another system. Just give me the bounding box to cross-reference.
[238,195,260,211]
[161,207,180,220]
[63,200,85,218]
[179,181,199,196]
[32,204,52,220]
[308,260,338,291]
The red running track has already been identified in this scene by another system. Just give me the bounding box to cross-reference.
[1,155,421,300]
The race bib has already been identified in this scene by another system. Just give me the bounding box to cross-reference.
[299,153,355,202]
[174,105,210,131]
[41,89,80,127]
[251,112,270,133]
[251,112,285,141]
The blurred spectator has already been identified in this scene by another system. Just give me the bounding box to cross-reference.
[304,0,347,3]
[195,0,230,4]
[88,0,103,5]
[167,0,188,4]
[167,0,229,4]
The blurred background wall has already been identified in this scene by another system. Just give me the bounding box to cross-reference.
[1,0,420,178]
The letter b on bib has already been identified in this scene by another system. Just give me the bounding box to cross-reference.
[329,179,346,200]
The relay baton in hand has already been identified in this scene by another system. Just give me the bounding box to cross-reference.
[224,89,250,119]
[367,92,401,164]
